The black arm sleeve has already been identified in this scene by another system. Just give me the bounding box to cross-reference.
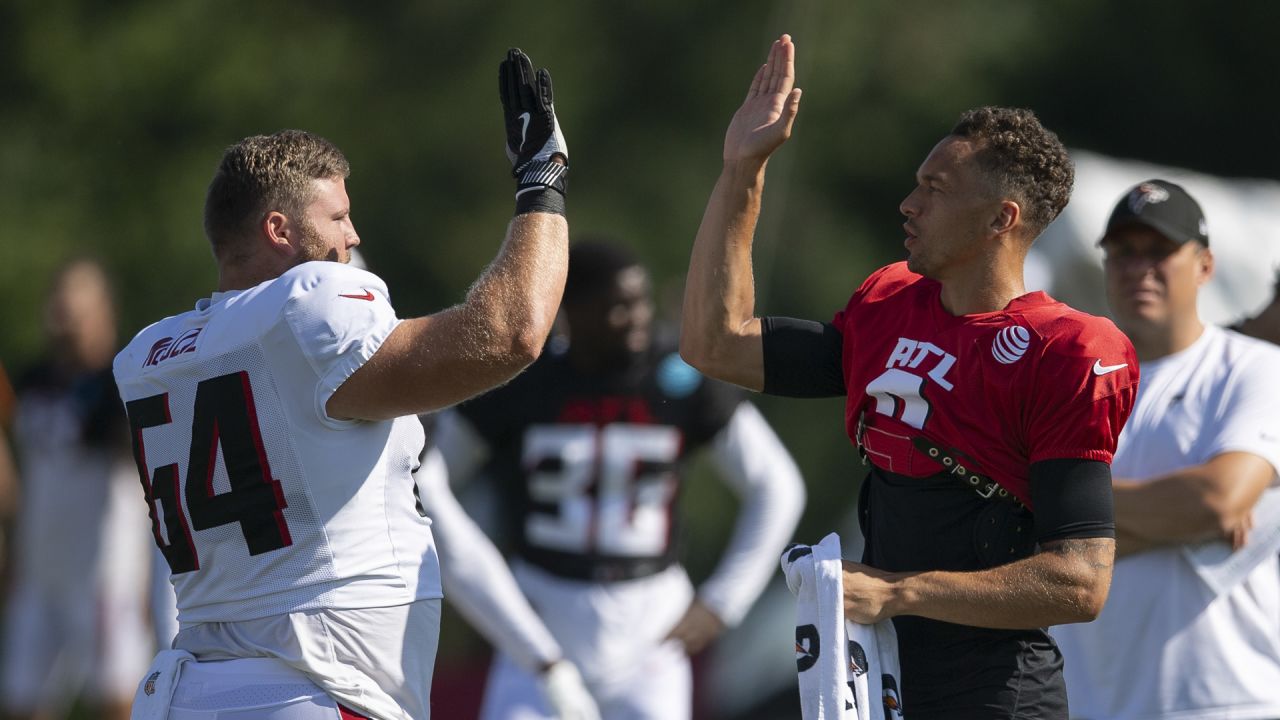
[1029,458,1116,543]
[760,316,847,398]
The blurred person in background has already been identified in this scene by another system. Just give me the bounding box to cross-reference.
[115,48,569,720]
[1235,268,1280,346]
[0,363,17,589]
[681,35,1138,719]
[1,258,154,720]
[428,239,805,719]
[1052,180,1280,719]
[416,447,601,720]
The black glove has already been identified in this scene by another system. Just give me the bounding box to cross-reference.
[499,49,568,215]
[499,48,569,174]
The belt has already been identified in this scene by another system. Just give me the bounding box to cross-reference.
[909,435,1025,508]
[521,547,675,582]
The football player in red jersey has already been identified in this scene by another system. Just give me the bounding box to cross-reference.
[681,35,1137,719]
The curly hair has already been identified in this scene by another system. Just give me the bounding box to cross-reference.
[950,107,1073,240]
[203,129,350,261]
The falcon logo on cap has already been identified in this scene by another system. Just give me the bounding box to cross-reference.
[1128,182,1170,214]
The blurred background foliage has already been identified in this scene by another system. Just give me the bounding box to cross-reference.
[2,1,1278,714]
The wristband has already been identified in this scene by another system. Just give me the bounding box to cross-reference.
[514,160,568,216]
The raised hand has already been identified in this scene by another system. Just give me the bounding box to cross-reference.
[723,34,803,164]
[499,48,569,174]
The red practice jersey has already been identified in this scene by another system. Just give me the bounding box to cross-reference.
[835,262,1138,507]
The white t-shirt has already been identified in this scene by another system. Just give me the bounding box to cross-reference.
[1053,325,1280,720]
[114,261,441,623]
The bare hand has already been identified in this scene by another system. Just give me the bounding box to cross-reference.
[842,560,899,624]
[663,599,726,655]
[722,34,803,164]
[1226,510,1253,551]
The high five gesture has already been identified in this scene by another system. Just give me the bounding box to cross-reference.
[723,34,803,164]
[681,34,803,391]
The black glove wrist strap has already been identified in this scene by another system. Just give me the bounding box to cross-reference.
[514,160,568,216]
[515,159,567,189]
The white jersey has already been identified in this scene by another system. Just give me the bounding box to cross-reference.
[1053,325,1280,720]
[114,261,441,624]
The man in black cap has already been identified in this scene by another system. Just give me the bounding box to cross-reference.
[1053,179,1280,719]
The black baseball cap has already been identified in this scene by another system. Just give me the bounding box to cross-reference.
[1103,179,1209,247]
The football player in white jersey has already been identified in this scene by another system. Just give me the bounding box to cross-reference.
[116,48,570,720]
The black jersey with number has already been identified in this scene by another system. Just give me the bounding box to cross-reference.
[454,343,742,582]
[15,362,127,452]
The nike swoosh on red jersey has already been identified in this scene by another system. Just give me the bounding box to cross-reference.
[338,289,375,301]
[1092,359,1127,375]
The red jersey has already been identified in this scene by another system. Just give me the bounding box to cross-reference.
[834,262,1138,508]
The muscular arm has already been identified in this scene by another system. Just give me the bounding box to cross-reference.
[328,210,567,420]
[680,163,768,390]
[1112,451,1274,552]
[843,537,1114,628]
[680,35,802,391]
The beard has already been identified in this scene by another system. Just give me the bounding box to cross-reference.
[295,218,345,264]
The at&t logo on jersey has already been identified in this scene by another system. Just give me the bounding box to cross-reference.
[991,325,1031,365]
[143,328,202,367]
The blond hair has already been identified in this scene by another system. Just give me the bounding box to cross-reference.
[203,129,350,260]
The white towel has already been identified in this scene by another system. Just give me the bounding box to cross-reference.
[845,618,903,719]
[130,649,196,720]
[781,533,903,720]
